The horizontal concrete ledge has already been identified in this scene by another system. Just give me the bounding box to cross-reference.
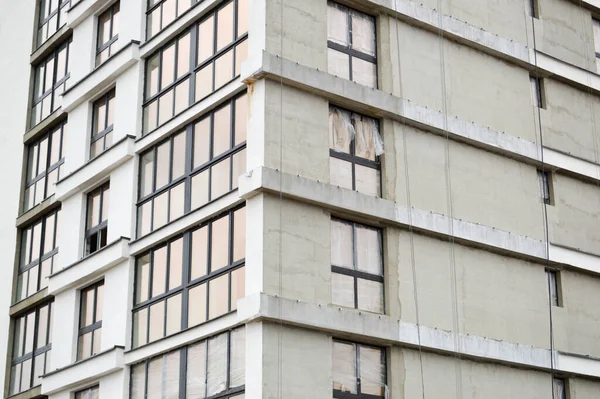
[16,195,59,228]
[41,346,124,395]
[67,0,112,31]
[24,108,66,145]
[239,166,600,276]
[238,293,600,379]
[549,243,600,275]
[9,289,49,317]
[544,147,600,183]
[30,24,71,65]
[56,136,135,201]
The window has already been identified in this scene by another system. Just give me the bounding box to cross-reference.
[78,281,104,360]
[24,120,67,212]
[547,269,561,307]
[553,378,567,399]
[327,1,377,88]
[16,209,60,303]
[332,340,386,398]
[138,94,247,236]
[75,385,99,399]
[31,38,71,127]
[329,106,382,197]
[593,18,600,73]
[331,219,384,314]
[96,2,120,66]
[538,169,552,205]
[90,89,115,158]
[133,207,245,347]
[9,302,53,396]
[525,0,539,19]
[131,328,245,399]
[143,0,248,134]
[530,75,544,109]
[85,182,110,256]
[36,0,70,48]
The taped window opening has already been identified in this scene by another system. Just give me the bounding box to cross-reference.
[333,340,387,398]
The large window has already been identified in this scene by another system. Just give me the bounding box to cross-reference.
[31,38,71,127]
[36,0,70,48]
[96,2,120,66]
[131,328,245,399]
[16,209,60,303]
[9,302,53,396]
[327,1,377,88]
[85,182,110,256]
[24,120,67,212]
[133,207,245,348]
[329,106,381,197]
[143,0,248,135]
[332,340,386,398]
[75,385,99,399]
[331,219,383,314]
[78,281,104,360]
[138,93,246,236]
[91,89,115,158]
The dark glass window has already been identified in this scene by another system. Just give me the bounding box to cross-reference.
[143,0,248,135]
[85,182,110,256]
[91,89,115,158]
[36,0,70,48]
[130,328,245,399]
[96,2,120,66]
[24,120,67,211]
[133,206,245,348]
[31,38,71,127]
[78,281,104,360]
[16,209,60,303]
[75,385,99,399]
[138,93,246,236]
[332,340,386,398]
[9,302,53,396]
[327,1,377,88]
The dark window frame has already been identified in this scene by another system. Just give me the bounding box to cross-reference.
[146,0,200,39]
[36,0,70,48]
[74,384,100,399]
[96,2,120,66]
[527,0,540,19]
[77,280,104,360]
[332,339,387,399]
[530,75,545,109]
[90,88,116,158]
[537,169,553,205]
[132,205,245,348]
[546,269,562,307]
[85,182,110,256]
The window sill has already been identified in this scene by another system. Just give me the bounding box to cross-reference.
[9,288,50,317]
[6,385,42,399]
[24,108,66,145]
[30,25,71,66]
[15,195,59,229]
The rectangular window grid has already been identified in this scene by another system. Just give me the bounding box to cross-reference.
[138,93,247,236]
[332,340,386,398]
[96,2,120,66]
[75,385,99,399]
[329,106,381,197]
[327,1,377,88]
[331,219,384,314]
[130,327,245,399]
[16,209,60,303]
[143,0,248,135]
[24,120,67,212]
[31,37,71,127]
[78,280,104,360]
[85,182,110,256]
[133,206,246,348]
[36,0,70,48]
[9,302,53,396]
[91,89,116,158]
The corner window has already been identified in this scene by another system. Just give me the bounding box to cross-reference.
[16,209,60,303]
[138,93,246,236]
[133,207,245,348]
[593,18,600,73]
[31,38,71,127]
[91,89,115,158]
[537,169,553,205]
[131,328,245,399]
[331,219,383,314]
[75,385,99,399]
[85,182,110,256]
[547,269,562,307]
[96,2,120,66]
[78,281,104,360]
[143,0,248,135]
[332,340,386,398]
[36,0,70,48]
[530,75,545,109]
[9,302,53,396]
[329,106,382,197]
[24,120,67,212]
[327,1,377,88]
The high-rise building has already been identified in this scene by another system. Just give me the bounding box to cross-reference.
[1,0,600,398]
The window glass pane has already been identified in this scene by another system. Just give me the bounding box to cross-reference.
[331,272,355,308]
[197,16,215,64]
[140,151,155,198]
[92,328,102,355]
[187,342,207,397]
[208,274,229,319]
[133,308,148,347]
[148,300,165,342]
[9,364,21,395]
[37,305,49,347]
[230,267,245,311]
[98,10,111,47]
[194,117,211,167]
[131,364,146,399]
[328,3,348,46]
[166,293,182,336]
[87,191,100,228]
[43,213,55,254]
[330,157,353,191]
[332,341,357,393]
[170,183,185,222]
[188,283,207,327]
[78,332,92,359]
[101,185,109,223]
[152,246,167,297]
[31,222,42,263]
[214,49,234,89]
[161,44,176,89]
[234,95,247,145]
[112,3,120,36]
[136,254,150,303]
[144,101,158,134]
[195,63,213,101]
[355,164,380,197]
[169,238,183,290]
[191,170,209,210]
[351,11,376,56]
[147,54,160,98]
[177,33,191,78]
[20,359,31,391]
[38,138,48,175]
[81,287,94,327]
[174,78,190,115]
[27,267,39,298]
[238,0,248,35]
[24,312,35,354]
[138,200,152,237]
[331,220,354,268]
[148,7,161,38]
[179,0,191,15]
[360,346,385,395]
[352,57,377,88]
[50,128,62,164]
[32,353,45,387]
[207,332,228,396]
[213,104,231,156]
[230,327,245,387]
[211,216,229,270]
[158,89,174,125]
[233,207,246,261]
[191,226,208,279]
[156,141,170,189]
[162,0,177,29]
[357,279,383,314]
[216,2,234,51]
[96,283,104,321]
[231,149,246,190]
[356,226,382,275]
[594,19,600,54]
[147,357,162,398]
[106,91,115,128]
[210,157,231,199]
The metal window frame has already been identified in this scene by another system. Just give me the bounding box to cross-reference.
[145,0,203,39]
[137,92,247,237]
[327,1,378,88]
[130,327,245,399]
[132,205,245,348]
[85,182,110,256]
[537,169,552,205]
[142,0,248,135]
[546,268,562,307]
[331,218,384,313]
[96,2,120,66]
[90,88,116,158]
[74,384,100,399]
[36,0,70,48]
[77,280,104,360]
[332,339,387,399]
[9,301,53,395]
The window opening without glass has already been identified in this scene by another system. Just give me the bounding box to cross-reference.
[91,89,115,158]
[85,182,110,256]
[96,2,120,66]
[78,280,104,360]
[332,340,386,398]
